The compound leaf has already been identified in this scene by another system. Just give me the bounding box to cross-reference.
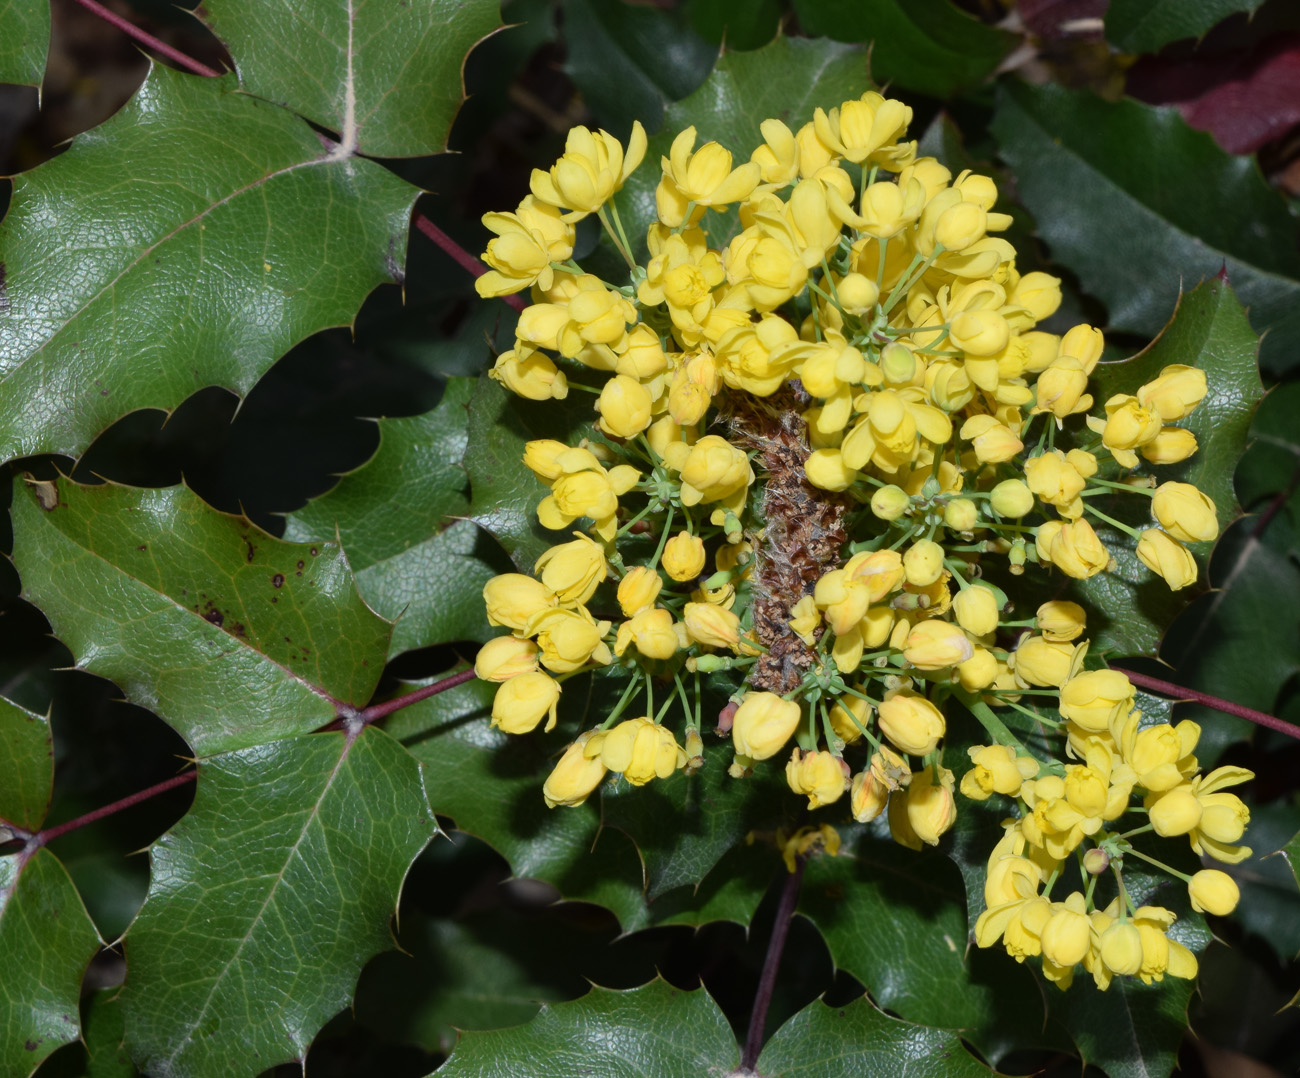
[119,727,434,1078]
[283,377,499,656]
[757,996,992,1077]
[432,980,739,1077]
[0,694,51,833]
[204,0,501,158]
[0,0,48,86]
[991,80,1300,377]
[0,65,417,464]
[10,476,391,756]
[0,849,102,1076]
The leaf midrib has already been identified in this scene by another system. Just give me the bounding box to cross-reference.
[160,736,355,1070]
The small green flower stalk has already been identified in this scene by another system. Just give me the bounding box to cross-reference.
[472,91,1248,993]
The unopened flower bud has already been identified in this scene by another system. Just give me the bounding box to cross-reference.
[1136,528,1197,590]
[1099,921,1143,976]
[837,272,880,314]
[617,566,663,616]
[903,539,945,586]
[871,484,910,521]
[543,731,607,808]
[662,531,707,581]
[990,478,1033,518]
[944,498,979,531]
[1188,869,1240,915]
[491,671,561,734]
[1152,482,1219,543]
[879,342,916,384]
[1082,847,1110,875]
[475,636,540,682]
[732,692,801,761]
[1036,600,1085,642]
[952,584,1000,636]
[877,690,945,756]
[1141,427,1198,465]
[785,747,848,809]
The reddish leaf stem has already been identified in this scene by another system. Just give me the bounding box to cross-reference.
[413,214,527,313]
[72,0,223,78]
[360,668,479,725]
[1116,668,1300,741]
[30,771,197,849]
[742,857,805,1072]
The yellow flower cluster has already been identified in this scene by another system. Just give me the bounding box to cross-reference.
[470,93,1248,991]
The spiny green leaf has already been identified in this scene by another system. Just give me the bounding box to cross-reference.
[648,839,776,927]
[0,65,417,464]
[685,0,782,52]
[757,996,993,1077]
[81,989,137,1078]
[388,670,652,931]
[432,980,740,1077]
[283,378,502,656]
[1228,804,1300,962]
[563,0,716,136]
[10,477,391,756]
[202,0,501,158]
[1106,0,1265,54]
[0,0,47,86]
[0,694,51,832]
[0,849,102,1076]
[797,824,1050,1057]
[119,727,434,1078]
[790,0,1015,99]
[614,35,869,262]
[991,81,1300,377]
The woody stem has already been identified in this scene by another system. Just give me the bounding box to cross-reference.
[1114,668,1300,741]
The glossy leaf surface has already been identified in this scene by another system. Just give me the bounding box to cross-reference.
[11,477,391,756]
[991,81,1300,377]
[0,849,101,1076]
[119,728,434,1078]
[0,0,47,86]
[0,66,417,463]
[433,980,739,1077]
[0,695,51,832]
[757,996,992,1077]
[283,377,498,656]
[203,0,501,157]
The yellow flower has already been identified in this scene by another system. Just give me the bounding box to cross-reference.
[1012,635,1080,689]
[535,534,607,606]
[732,692,802,760]
[682,601,741,649]
[750,118,799,185]
[960,744,1038,800]
[953,585,1000,637]
[476,196,575,296]
[1133,906,1198,985]
[990,478,1033,518]
[1040,519,1110,579]
[670,434,755,510]
[1142,427,1198,465]
[491,671,560,734]
[596,374,654,439]
[589,716,687,786]
[662,531,707,582]
[614,608,680,661]
[870,484,911,521]
[903,619,973,670]
[1024,450,1086,519]
[961,414,1023,463]
[1188,869,1240,915]
[1036,600,1085,642]
[483,573,555,631]
[877,690,945,756]
[1099,919,1143,978]
[525,606,612,672]
[891,764,957,849]
[1136,528,1197,590]
[1058,670,1135,733]
[530,121,648,219]
[1137,364,1207,421]
[656,126,761,227]
[902,538,945,587]
[1147,765,1254,863]
[1032,358,1091,418]
[543,731,608,808]
[1152,482,1218,543]
[490,344,569,402]
[785,747,848,809]
[813,92,913,165]
[474,636,539,682]
[617,566,663,616]
[1040,891,1092,970]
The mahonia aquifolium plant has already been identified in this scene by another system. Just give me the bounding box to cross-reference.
[472,95,1250,993]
